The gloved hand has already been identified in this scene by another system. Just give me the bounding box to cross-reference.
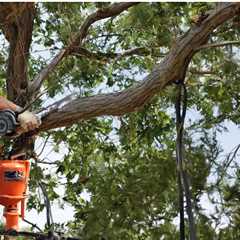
[17,111,40,133]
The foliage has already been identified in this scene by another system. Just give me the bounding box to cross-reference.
[0,2,240,239]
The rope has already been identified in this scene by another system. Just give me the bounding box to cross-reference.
[175,81,196,240]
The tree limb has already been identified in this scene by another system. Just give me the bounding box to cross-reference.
[35,3,240,132]
[195,40,240,51]
[28,2,139,96]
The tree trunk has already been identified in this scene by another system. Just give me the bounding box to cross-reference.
[0,3,35,238]
[2,3,35,154]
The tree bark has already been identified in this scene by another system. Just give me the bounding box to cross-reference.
[0,3,36,157]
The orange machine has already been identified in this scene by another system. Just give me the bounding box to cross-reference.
[0,157,30,230]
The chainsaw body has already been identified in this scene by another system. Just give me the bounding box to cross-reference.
[0,110,18,136]
[0,158,30,230]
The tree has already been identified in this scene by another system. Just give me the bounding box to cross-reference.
[0,2,240,239]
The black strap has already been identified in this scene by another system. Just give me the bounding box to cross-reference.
[175,81,196,240]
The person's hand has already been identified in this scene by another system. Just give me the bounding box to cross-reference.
[17,111,40,133]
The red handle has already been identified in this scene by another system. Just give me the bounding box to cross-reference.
[21,199,25,219]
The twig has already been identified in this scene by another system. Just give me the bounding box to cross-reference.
[70,46,150,61]
[215,144,240,186]
[35,160,58,165]
[23,218,43,233]
[36,135,51,158]
[17,87,49,114]
[189,69,217,75]
[85,33,122,43]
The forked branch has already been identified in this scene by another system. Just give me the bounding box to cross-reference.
[29,2,139,96]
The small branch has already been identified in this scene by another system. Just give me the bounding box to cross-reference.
[19,87,49,113]
[85,33,122,43]
[22,218,43,233]
[72,3,139,45]
[196,40,240,51]
[216,144,240,186]
[36,135,51,158]
[71,46,150,61]
[189,69,217,75]
[35,159,58,165]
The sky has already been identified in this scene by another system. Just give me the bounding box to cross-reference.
[0,2,240,232]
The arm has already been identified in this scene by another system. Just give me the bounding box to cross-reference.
[0,96,22,112]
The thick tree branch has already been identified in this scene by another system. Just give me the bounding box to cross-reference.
[35,3,240,132]
[29,2,138,96]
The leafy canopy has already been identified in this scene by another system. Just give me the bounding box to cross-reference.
[0,2,240,239]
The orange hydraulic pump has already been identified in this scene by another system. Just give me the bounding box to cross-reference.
[0,156,30,231]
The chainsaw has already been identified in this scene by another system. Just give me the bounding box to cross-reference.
[0,109,44,137]
[0,93,76,136]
